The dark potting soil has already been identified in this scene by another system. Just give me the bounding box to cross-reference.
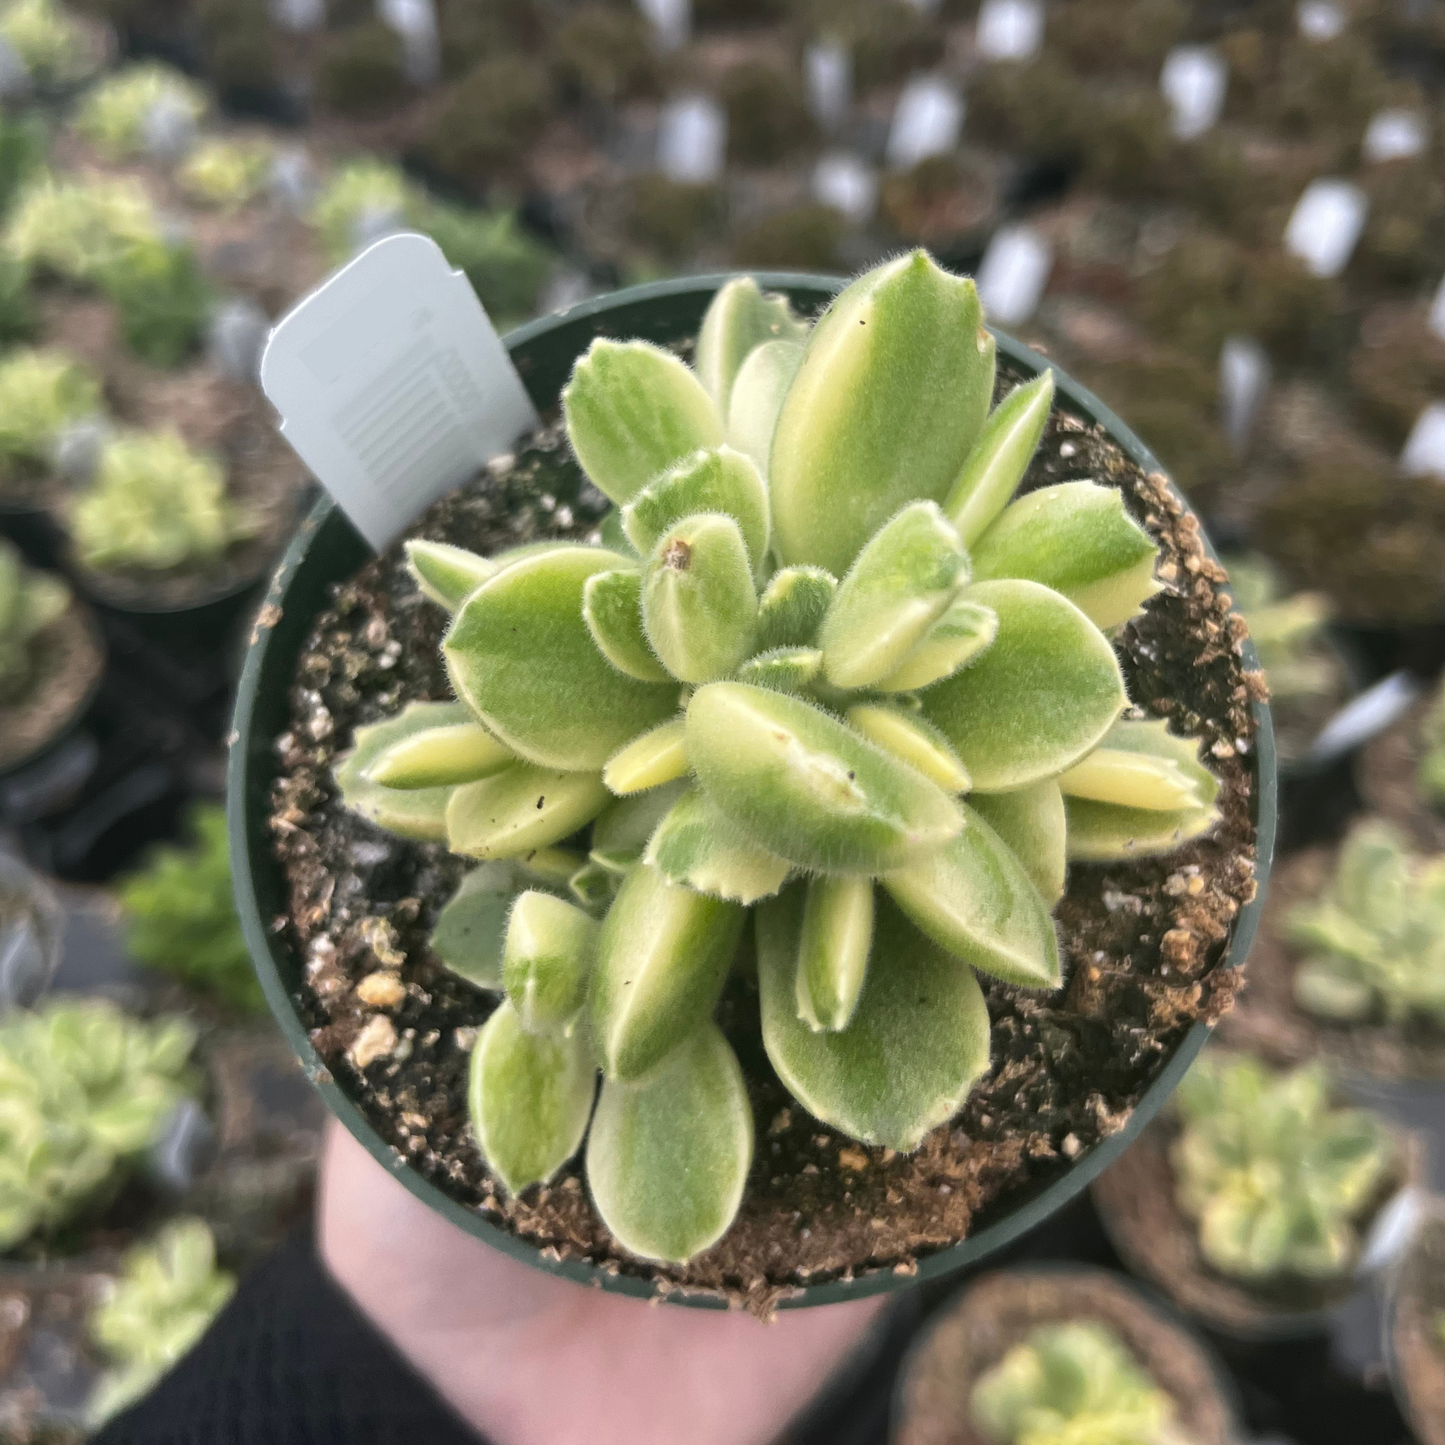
[267,393,1262,1314]
[0,603,103,773]
[1090,1114,1418,1334]
[891,1269,1237,1445]
[1219,844,1445,1081]
[1394,1215,1445,1445]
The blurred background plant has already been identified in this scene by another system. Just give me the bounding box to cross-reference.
[116,802,261,1013]
[0,538,69,703]
[73,62,208,161]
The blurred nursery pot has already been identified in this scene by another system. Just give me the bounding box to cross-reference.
[228,266,1277,1307]
[890,1266,1244,1445]
[1385,1204,1445,1445]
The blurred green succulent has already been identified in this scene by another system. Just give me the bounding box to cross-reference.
[1223,554,1339,702]
[310,157,416,264]
[971,1320,1194,1445]
[70,429,251,573]
[335,254,1222,1263]
[0,110,48,218]
[2,172,160,281]
[73,62,207,159]
[0,0,96,85]
[0,998,198,1251]
[0,539,69,704]
[117,803,261,1012]
[1287,821,1445,1029]
[1418,678,1445,807]
[0,346,101,477]
[1172,1051,1397,1284]
[418,202,553,331]
[87,1217,234,1426]
[175,136,272,211]
[98,237,211,368]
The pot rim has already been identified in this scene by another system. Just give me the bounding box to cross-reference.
[226,269,1278,1310]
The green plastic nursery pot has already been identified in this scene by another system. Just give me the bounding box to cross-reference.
[227,272,1278,1308]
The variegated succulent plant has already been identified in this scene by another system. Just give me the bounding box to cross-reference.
[1171,1051,1396,1284]
[334,252,1224,1263]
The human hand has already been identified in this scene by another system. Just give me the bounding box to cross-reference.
[318,1118,889,1445]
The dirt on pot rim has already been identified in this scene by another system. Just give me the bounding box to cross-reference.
[261,336,1265,1312]
[1219,842,1445,1081]
[0,599,103,775]
[892,1267,1240,1445]
[1391,1212,1445,1445]
[1091,1110,1421,1337]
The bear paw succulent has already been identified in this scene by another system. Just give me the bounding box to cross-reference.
[334,252,1223,1263]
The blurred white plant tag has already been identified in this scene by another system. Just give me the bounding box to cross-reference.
[1160,45,1227,140]
[1401,401,1445,479]
[976,224,1052,326]
[378,0,440,87]
[975,0,1044,62]
[1430,275,1445,342]
[658,94,726,183]
[1218,335,1270,454]
[271,0,325,31]
[1304,671,1420,767]
[812,152,878,224]
[1297,0,1344,40]
[1356,1186,1424,1276]
[887,75,964,170]
[0,37,30,100]
[1363,108,1427,164]
[637,0,689,51]
[805,39,851,131]
[1284,178,1367,278]
[260,232,539,552]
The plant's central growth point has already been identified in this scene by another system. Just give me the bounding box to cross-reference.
[334,253,1224,1268]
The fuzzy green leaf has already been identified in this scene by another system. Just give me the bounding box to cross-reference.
[736,646,824,693]
[970,781,1067,904]
[875,597,998,693]
[728,338,804,475]
[590,865,745,1082]
[883,806,1062,987]
[622,446,770,566]
[754,566,837,652]
[922,580,1127,792]
[567,859,617,908]
[431,856,582,989]
[598,507,635,557]
[695,276,808,411]
[641,513,758,683]
[796,876,874,1033]
[405,539,496,611]
[445,545,677,771]
[644,788,791,904]
[364,720,514,789]
[758,888,990,1150]
[561,339,723,505]
[587,1022,752,1262]
[582,568,670,682]
[686,682,963,873]
[589,780,691,872]
[944,371,1055,546]
[602,718,689,795]
[818,501,968,689]
[770,250,996,575]
[502,890,599,1035]
[1064,797,1219,861]
[332,702,463,841]
[446,763,610,860]
[468,1001,594,1196]
[845,704,971,793]
[971,482,1160,631]
[1057,717,1220,812]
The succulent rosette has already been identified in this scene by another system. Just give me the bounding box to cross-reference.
[334,252,1222,1263]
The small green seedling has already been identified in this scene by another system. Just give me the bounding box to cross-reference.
[1287,821,1445,1030]
[334,254,1223,1263]
[87,1217,234,1426]
[971,1320,1192,1445]
[0,998,198,1250]
[1172,1050,1397,1284]
[0,539,69,704]
[70,429,251,573]
[117,803,261,1012]
[73,62,207,159]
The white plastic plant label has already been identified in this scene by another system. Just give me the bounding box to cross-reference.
[657,94,726,184]
[975,0,1044,63]
[1304,671,1420,767]
[976,224,1052,327]
[637,0,690,51]
[805,39,851,131]
[886,75,964,171]
[1218,335,1270,454]
[1160,46,1228,141]
[1402,402,1445,479]
[259,232,539,552]
[1356,1187,1424,1277]
[378,0,441,87]
[269,145,316,215]
[1297,0,1344,40]
[812,152,878,225]
[1284,178,1368,278]
[1363,108,1427,165]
